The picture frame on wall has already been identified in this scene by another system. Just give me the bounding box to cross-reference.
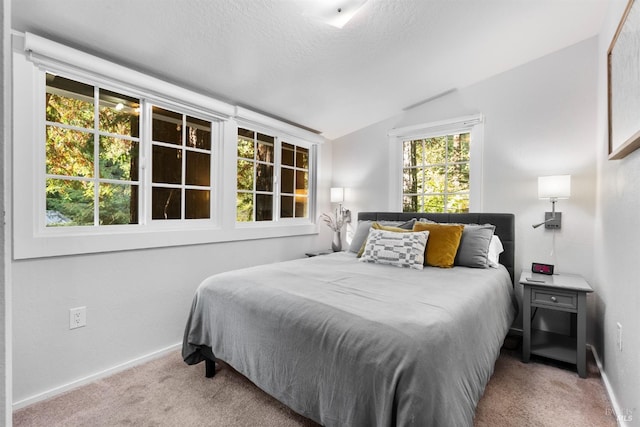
[608,0,640,160]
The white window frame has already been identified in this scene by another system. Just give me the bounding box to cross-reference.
[12,32,321,259]
[235,123,316,225]
[234,107,320,228]
[146,102,221,224]
[387,114,484,212]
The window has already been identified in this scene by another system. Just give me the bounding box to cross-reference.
[151,106,212,220]
[236,127,312,223]
[45,73,141,226]
[280,142,309,219]
[402,132,470,213]
[237,128,275,221]
[15,32,322,258]
[45,73,216,227]
[388,114,483,214]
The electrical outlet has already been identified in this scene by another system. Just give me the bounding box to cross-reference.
[69,307,86,330]
[616,322,622,352]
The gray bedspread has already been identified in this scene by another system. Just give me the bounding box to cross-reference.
[183,252,516,426]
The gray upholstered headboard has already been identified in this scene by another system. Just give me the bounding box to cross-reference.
[357,212,515,284]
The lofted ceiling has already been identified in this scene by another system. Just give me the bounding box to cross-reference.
[12,0,609,140]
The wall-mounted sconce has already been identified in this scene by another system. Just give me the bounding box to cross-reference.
[331,187,351,223]
[532,175,571,229]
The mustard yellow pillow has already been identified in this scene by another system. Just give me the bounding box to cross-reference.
[357,222,410,257]
[412,222,464,268]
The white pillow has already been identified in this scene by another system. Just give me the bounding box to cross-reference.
[487,235,504,268]
[360,229,429,270]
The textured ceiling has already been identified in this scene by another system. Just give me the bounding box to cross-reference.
[12,0,609,139]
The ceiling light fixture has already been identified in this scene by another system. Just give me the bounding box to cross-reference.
[304,0,369,28]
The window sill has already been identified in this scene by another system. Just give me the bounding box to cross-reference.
[13,223,319,260]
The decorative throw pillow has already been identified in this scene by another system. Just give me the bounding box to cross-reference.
[360,229,429,270]
[455,224,496,268]
[355,221,415,257]
[348,219,415,254]
[412,222,464,268]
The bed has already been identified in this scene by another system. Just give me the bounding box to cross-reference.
[183,212,516,426]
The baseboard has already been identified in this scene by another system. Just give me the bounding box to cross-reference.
[13,342,181,410]
[589,345,630,427]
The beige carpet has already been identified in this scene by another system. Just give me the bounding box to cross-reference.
[15,346,615,426]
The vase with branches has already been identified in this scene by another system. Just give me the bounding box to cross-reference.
[320,209,345,252]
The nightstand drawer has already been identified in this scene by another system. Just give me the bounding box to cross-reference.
[531,288,577,310]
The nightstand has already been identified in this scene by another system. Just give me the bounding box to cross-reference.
[520,271,593,378]
[305,250,333,257]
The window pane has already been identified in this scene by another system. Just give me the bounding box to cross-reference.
[152,187,181,219]
[238,128,254,139]
[447,164,469,193]
[257,139,274,163]
[282,143,294,166]
[446,194,469,213]
[185,189,210,219]
[99,183,137,224]
[256,164,273,192]
[152,146,182,184]
[236,192,253,222]
[403,168,418,194]
[99,136,138,181]
[46,126,94,177]
[237,160,254,190]
[402,195,419,212]
[424,137,447,165]
[296,170,308,191]
[295,196,308,218]
[46,74,94,129]
[281,168,294,193]
[403,140,422,168]
[424,166,445,193]
[186,116,211,150]
[280,195,294,218]
[238,128,255,159]
[152,107,182,145]
[99,89,140,137]
[422,195,445,213]
[296,147,309,169]
[46,178,94,226]
[448,133,470,162]
[186,151,210,186]
[256,194,273,221]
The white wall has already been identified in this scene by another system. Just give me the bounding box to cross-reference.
[2,0,11,422]
[594,0,640,421]
[333,38,599,333]
[11,132,333,406]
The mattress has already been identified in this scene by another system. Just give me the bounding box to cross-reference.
[183,251,516,426]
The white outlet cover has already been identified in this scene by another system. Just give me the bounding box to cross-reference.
[616,322,622,351]
[69,307,87,329]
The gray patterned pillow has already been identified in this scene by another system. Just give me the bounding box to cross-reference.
[359,229,429,270]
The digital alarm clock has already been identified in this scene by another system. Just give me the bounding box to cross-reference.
[531,262,554,275]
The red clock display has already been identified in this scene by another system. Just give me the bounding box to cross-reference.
[532,262,554,275]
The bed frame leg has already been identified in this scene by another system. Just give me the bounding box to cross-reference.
[205,359,216,378]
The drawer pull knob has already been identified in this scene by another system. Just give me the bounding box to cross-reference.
[550,296,558,302]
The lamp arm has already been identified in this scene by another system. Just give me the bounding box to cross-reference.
[532,197,559,228]
[532,217,554,229]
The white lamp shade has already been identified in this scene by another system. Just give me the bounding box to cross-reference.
[330,187,344,203]
[538,175,571,199]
